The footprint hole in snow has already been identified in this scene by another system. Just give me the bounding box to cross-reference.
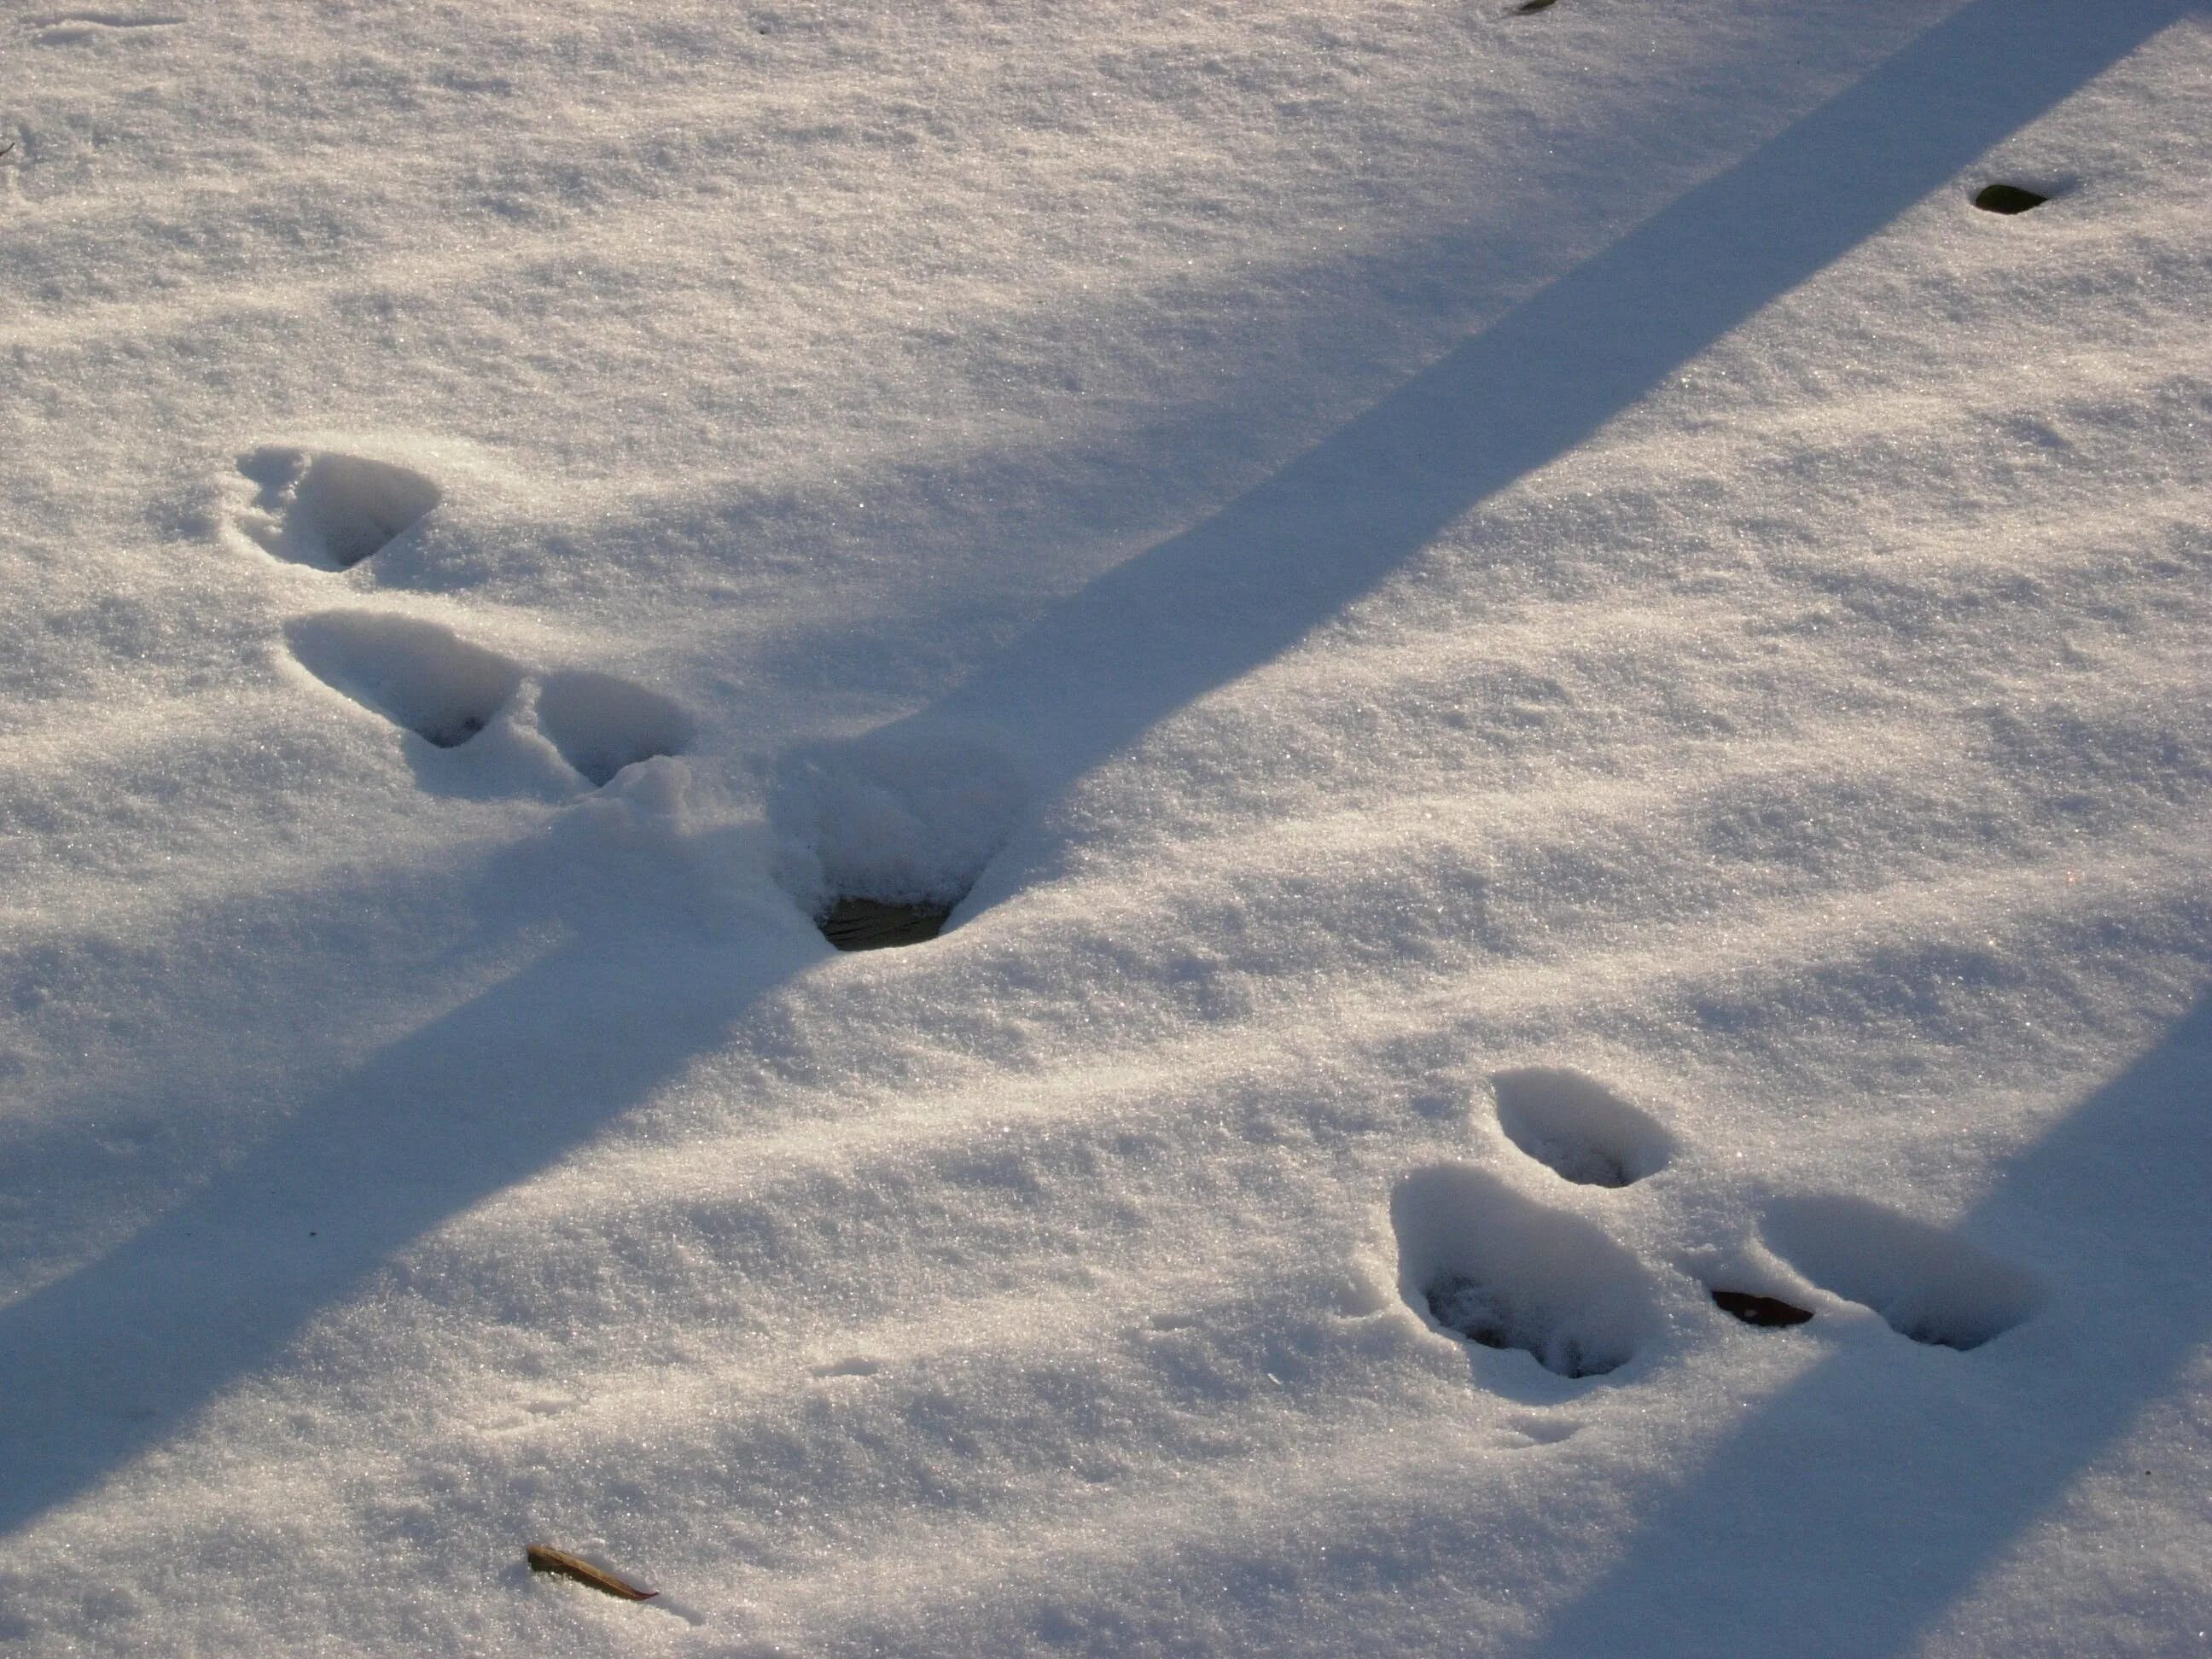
[239,447,441,571]
[1490,1067,1675,1188]
[533,670,695,789]
[768,731,1028,951]
[1971,183,2049,215]
[1761,1194,2042,1351]
[815,896,953,951]
[1710,1288,1814,1329]
[1391,1163,1659,1380]
[1499,1412,1580,1446]
[286,611,522,749]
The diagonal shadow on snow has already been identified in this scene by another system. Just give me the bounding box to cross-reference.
[0,832,817,1543]
[0,0,2184,1550]
[885,0,2188,801]
[1520,986,2212,1657]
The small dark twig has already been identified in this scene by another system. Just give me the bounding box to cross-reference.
[526,1544,658,1602]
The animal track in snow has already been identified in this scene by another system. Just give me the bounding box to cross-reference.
[244,451,698,802]
[1491,1067,1675,1188]
[1761,1194,2042,1351]
[1971,183,2050,214]
[286,611,521,749]
[283,612,693,792]
[30,12,183,43]
[1498,1412,1581,1447]
[815,897,954,952]
[236,447,441,572]
[1709,1289,1814,1328]
[534,670,694,789]
[1393,1069,2046,1403]
[1392,1164,1660,1379]
[769,731,1028,951]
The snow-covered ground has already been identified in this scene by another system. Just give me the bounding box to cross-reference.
[3,0,2209,1652]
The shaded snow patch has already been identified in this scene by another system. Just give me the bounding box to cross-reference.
[31,13,184,44]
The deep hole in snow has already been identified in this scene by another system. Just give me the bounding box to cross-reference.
[818,896,956,952]
[1424,1275,1621,1379]
[769,730,1027,946]
[1972,183,2049,214]
[1711,1289,1815,1328]
[1427,1276,1521,1354]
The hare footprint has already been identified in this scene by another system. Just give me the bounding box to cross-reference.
[1389,1071,2046,1401]
[1761,1194,2042,1351]
[286,611,690,789]
[1392,1164,1661,1379]
[286,611,519,749]
[237,447,441,572]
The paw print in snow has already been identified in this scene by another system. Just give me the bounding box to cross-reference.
[285,610,692,793]
[1392,1067,2044,1386]
[1760,1193,2042,1351]
[285,611,521,751]
[236,446,694,795]
[1393,1161,1661,1379]
[234,446,442,572]
[237,441,1025,949]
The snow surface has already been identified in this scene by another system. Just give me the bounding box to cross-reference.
[3,0,2209,1652]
